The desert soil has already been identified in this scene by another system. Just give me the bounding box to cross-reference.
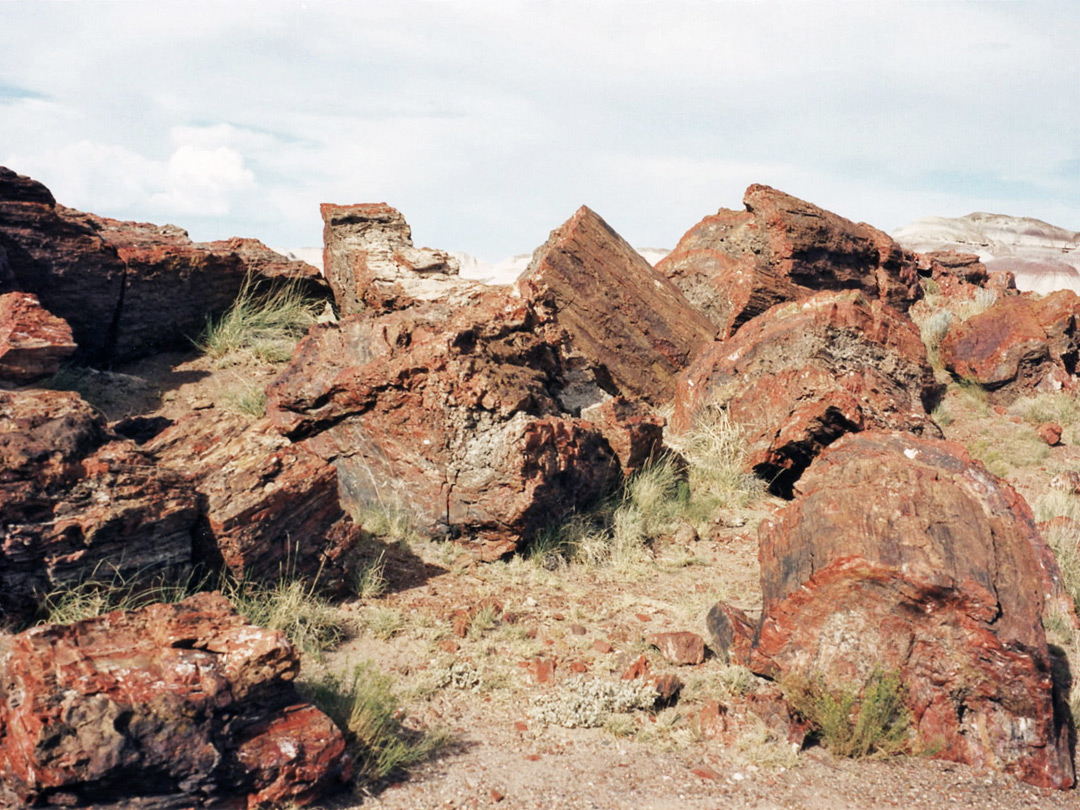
[78,351,1080,810]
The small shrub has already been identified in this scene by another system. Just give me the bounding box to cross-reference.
[528,675,659,729]
[784,668,911,759]
[226,579,346,658]
[301,661,450,784]
[431,659,485,691]
[199,275,318,366]
[953,287,999,322]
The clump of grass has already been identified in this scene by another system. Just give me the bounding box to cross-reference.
[361,606,405,640]
[734,715,801,770]
[225,578,346,658]
[1010,392,1080,428]
[783,668,911,759]
[354,499,423,545]
[37,574,196,627]
[917,309,953,369]
[354,552,388,599]
[952,286,999,322]
[301,661,450,785]
[220,378,268,417]
[199,275,319,366]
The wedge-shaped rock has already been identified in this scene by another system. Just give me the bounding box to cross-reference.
[321,202,477,315]
[657,184,922,337]
[751,431,1074,789]
[0,389,197,627]
[147,411,364,594]
[268,288,621,560]
[0,592,350,808]
[517,206,716,406]
[940,290,1080,403]
[0,292,76,383]
[672,291,941,494]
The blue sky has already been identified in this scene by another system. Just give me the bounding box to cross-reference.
[1,1,1077,260]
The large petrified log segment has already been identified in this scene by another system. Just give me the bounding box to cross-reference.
[146,411,363,594]
[0,592,350,808]
[321,202,475,315]
[671,291,941,495]
[0,292,77,383]
[657,184,922,337]
[0,166,325,364]
[752,431,1074,789]
[0,389,198,627]
[267,288,620,560]
[517,206,716,407]
[939,290,1080,403]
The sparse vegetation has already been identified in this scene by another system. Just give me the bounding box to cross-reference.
[528,675,659,729]
[354,551,389,599]
[219,377,269,417]
[225,578,347,657]
[783,668,912,759]
[198,275,319,366]
[300,661,451,785]
[37,572,197,627]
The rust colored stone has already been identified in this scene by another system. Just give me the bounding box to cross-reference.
[0,593,350,808]
[0,292,76,382]
[1037,422,1064,446]
[705,602,756,667]
[648,631,706,666]
[621,654,651,681]
[657,184,921,338]
[751,431,1074,789]
[527,657,556,685]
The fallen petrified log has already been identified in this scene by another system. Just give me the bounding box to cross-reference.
[0,592,350,808]
[671,291,942,495]
[732,431,1074,789]
[0,291,76,383]
[940,290,1080,403]
[0,389,198,627]
[657,184,922,338]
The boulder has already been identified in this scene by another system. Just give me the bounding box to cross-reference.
[0,292,76,383]
[579,397,664,477]
[671,291,942,495]
[940,290,1080,403]
[657,184,922,338]
[0,592,350,808]
[517,206,716,406]
[0,389,198,627]
[321,202,477,315]
[267,287,621,560]
[146,411,364,594]
[918,250,990,293]
[0,166,325,364]
[750,431,1074,789]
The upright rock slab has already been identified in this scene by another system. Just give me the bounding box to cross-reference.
[0,292,76,383]
[267,288,621,559]
[751,431,1074,789]
[321,202,475,315]
[0,592,350,808]
[671,291,941,494]
[147,411,364,594]
[940,290,1080,403]
[517,206,716,407]
[657,184,922,338]
[0,389,197,627]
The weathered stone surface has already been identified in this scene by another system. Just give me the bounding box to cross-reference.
[672,291,941,494]
[0,292,76,383]
[919,250,990,293]
[321,202,477,315]
[940,291,1080,403]
[517,206,716,406]
[0,166,325,364]
[0,592,350,808]
[267,288,621,559]
[146,411,363,595]
[751,431,1074,789]
[657,184,922,338]
[0,389,198,627]
[1036,422,1064,446]
[579,397,664,477]
[705,602,756,667]
[647,631,705,666]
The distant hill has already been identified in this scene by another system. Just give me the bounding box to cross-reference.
[893,212,1080,295]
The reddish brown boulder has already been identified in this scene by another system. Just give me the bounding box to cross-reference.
[917,250,991,294]
[940,290,1080,403]
[751,431,1074,789]
[0,592,350,808]
[657,184,921,338]
[0,292,76,383]
[647,631,706,666]
[267,287,621,560]
[0,166,325,364]
[672,291,941,494]
[321,202,475,315]
[705,601,756,666]
[517,206,716,406]
[1037,422,1064,446]
[146,411,363,595]
[579,396,664,476]
[0,389,198,627]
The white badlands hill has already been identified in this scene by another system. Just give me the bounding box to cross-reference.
[893,212,1080,295]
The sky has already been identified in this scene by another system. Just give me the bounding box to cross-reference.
[1,1,1077,262]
